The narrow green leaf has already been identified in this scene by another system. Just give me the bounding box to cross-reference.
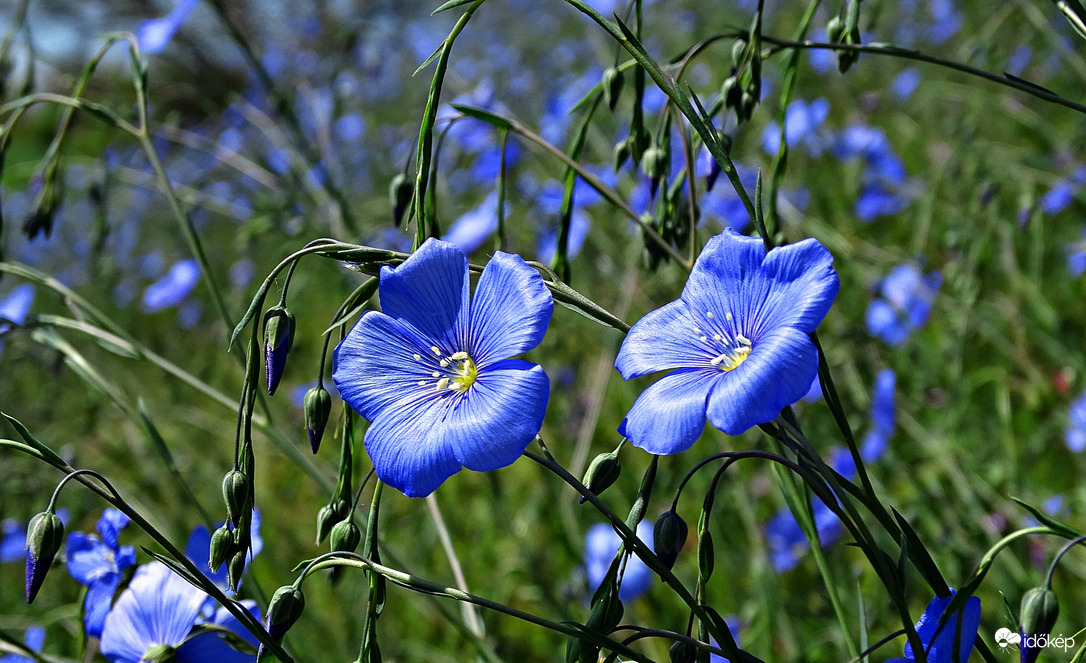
[1,413,66,467]
[413,44,444,76]
[449,103,513,131]
[1012,496,1081,538]
[432,0,476,13]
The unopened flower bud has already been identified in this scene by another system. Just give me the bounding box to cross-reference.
[721,76,742,111]
[25,510,64,603]
[730,40,746,67]
[304,386,332,454]
[641,146,669,182]
[602,67,624,111]
[1020,586,1059,643]
[737,91,757,124]
[669,640,697,663]
[258,585,305,657]
[316,499,349,545]
[653,510,688,570]
[628,124,651,166]
[23,178,59,240]
[329,520,362,553]
[389,173,413,227]
[222,469,250,528]
[826,16,846,43]
[227,549,247,591]
[580,450,621,504]
[208,524,233,572]
[263,305,296,396]
[613,137,631,172]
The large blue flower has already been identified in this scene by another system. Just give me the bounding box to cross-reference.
[99,562,257,663]
[333,238,553,497]
[615,230,839,453]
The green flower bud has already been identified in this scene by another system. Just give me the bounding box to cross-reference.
[641,145,669,182]
[389,173,414,227]
[669,640,697,663]
[208,523,233,572]
[1021,586,1060,640]
[25,510,64,603]
[697,529,715,580]
[653,510,688,570]
[721,76,742,111]
[602,67,624,111]
[304,386,333,454]
[259,585,305,656]
[730,40,746,67]
[222,469,250,528]
[315,499,349,545]
[580,450,621,504]
[826,16,846,43]
[330,520,362,553]
[263,305,296,396]
[227,549,247,592]
[613,137,631,172]
[628,124,651,166]
[23,176,59,240]
[736,91,757,124]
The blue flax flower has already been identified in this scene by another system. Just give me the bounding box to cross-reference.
[334,238,553,497]
[584,521,654,602]
[0,626,43,663]
[66,509,136,637]
[615,230,839,453]
[136,0,199,54]
[0,283,35,357]
[141,259,200,313]
[1065,391,1086,452]
[1,519,26,562]
[865,264,941,346]
[100,561,257,663]
[888,591,981,663]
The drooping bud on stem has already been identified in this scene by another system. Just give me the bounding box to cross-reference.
[25,510,64,603]
[263,305,296,396]
[304,386,332,454]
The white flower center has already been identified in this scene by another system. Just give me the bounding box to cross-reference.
[695,310,752,372]
[413,348,478,392]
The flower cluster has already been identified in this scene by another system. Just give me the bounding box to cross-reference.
[866,264,942,346]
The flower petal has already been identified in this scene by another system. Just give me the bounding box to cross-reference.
[445,359,548,471]
[333,311,445,421]
[615,301,718,379]
[65,533,112,586]
[705,327,819,435]
[97,508,130,550]
[619,369,714,454]
[100,562,207,663]
[376,238,470,350]
[468,252,553,365]
[84,573,122,637]
[682,230,837,342]
[362,393,462,498]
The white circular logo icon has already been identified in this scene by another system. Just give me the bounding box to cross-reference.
[994,628,1022,652]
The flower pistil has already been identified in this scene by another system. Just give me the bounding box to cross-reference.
[414,347,479,392]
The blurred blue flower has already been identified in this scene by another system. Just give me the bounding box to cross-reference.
[584,521,654,602]
[0,625,43,663]
[807,30,836,74]
[892,68,921,101]
[766,447,855,573]
[615,230,839,453]
[1065,391,1086,452]
[1039,167,1086,215]
[709,617,742,663]
[887,591,981,663]
[185,509,263,603]
[855,182,910,222]
[1065,231,1086,277]
[136,0,200,54]
[0,519,25,562]
[442,192,502,255]
[0,283,34,357]
[761,98,831,156]
[1006,45,1032,77]
[865,264,941,345]
[333,239,552,497]
[66,509,137,638]
[100,561,256,663]
[861,369,897,462]
[927,0,963,45]
[537,208,591,264]
[142,259,200,313]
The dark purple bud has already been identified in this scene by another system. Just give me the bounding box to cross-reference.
[303,386,332,454]
[263,305,296,396]
[25,511,64,603]
[260,585,305,651]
